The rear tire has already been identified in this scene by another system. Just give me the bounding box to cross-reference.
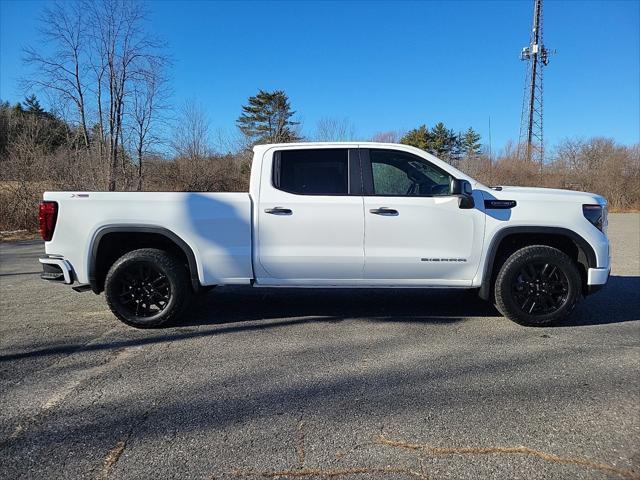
[105,248,191,328]
[494,245,581,326]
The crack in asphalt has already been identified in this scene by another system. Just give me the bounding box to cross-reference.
[98,441,126,480]
[376,435,640,480]
[231,466,429,479]
[226,431,640,480]
[296,420,306,468]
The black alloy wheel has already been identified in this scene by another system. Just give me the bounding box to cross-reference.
[105,248,191,328]
[494,245,582,326]
[112,262,171,318]
[511,262,570,315]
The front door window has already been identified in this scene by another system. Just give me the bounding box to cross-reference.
[370,149,452,196]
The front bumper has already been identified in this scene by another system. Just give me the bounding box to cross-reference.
[39,256,73,284]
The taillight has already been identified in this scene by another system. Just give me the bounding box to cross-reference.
[39,201,58,241]
[583,204,605,233]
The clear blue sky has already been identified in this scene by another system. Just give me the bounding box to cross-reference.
[1,0,638,152]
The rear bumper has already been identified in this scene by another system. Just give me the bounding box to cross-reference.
[586,266,610,295]
[39,256,73,284]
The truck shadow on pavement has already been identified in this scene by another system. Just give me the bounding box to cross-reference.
[560,275,640,326]
[179,287,495,328]
[179,274,640,328]
[0,277,636,363]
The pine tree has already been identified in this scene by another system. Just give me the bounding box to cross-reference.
[401,122,462,163]
[460,127,482,156]
[429,122,459,161]
[237,90,300,144]
[400,125,431,150]
[23,94,45,115]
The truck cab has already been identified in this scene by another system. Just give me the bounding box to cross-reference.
[251,143,485,287]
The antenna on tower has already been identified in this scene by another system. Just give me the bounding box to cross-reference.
[518,0,554,170]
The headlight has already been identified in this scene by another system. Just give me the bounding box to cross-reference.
[583,204,607,233]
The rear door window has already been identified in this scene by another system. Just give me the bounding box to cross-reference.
[274,149,349,195]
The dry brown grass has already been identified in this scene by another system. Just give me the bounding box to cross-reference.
[0,230,40,241]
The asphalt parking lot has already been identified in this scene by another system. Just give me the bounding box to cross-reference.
[1,214,639,480]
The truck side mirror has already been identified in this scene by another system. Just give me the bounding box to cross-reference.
[450,178,475,209]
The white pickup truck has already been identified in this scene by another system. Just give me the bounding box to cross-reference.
[39,142,610,328]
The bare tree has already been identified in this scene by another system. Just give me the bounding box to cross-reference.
[171,101,210,162]
[212,127,250,155]
[169,102,249,192]
[314,117,357,141]
[24,1,91,148]
[25,0,168,191]
[171,101,210,190]
[87,28,108,162]
[370,130,403,143]
[128,58,169,190]
[86,0,165,191]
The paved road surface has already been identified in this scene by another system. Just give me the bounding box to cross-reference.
[1,214,638,479]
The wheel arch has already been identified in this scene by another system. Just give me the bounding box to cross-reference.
[88,225,201,294]
[478,226,597,301]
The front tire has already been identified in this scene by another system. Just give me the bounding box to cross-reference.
[494,245,582,326]
[105,248,191,328]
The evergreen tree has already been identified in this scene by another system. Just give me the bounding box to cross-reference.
[460,127,482,156]
[3,96,68,151]
[237,90,300,144]
[23,94,45,114]
[400,125,431,150]
[13,102,24,114]
[401,122,475,165]
[429,122,459,161]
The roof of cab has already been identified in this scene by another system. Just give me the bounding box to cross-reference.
[255,141,405,149]
[252,142,419,156]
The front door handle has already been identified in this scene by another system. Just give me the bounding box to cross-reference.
[369,207,399,216]
[265,207,293,215]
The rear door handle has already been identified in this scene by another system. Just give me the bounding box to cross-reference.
[369,207,399,216]
[265,207,293,215]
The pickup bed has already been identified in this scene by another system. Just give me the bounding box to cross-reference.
[39,142,610,327]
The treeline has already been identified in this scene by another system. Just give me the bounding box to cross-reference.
[0,0,638,233]
[400,123,482,164]
[2,93,638,233]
